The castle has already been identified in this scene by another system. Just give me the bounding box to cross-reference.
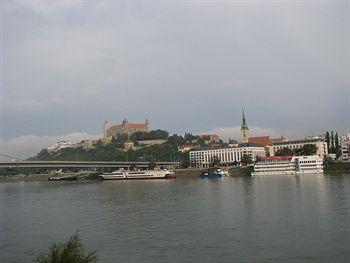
[103,118,150,138]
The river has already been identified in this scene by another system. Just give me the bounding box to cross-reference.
[1,174,350,262]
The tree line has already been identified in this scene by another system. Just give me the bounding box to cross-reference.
[325,131,342,158]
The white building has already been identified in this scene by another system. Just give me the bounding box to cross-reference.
[47,141,74,153]
[267,138,328,158]
[189,145,266,168]
[340,135,350,162]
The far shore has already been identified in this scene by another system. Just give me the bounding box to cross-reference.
[1,163,349,182]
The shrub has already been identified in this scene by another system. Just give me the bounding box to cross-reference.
[35,232,97,263]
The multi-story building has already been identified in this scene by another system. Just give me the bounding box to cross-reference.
[47,141,74,153]
[189,145,266,168]
[196,134,220,143]
[340,135,350,162]
[103,118,150,138]
[267,138,328,158]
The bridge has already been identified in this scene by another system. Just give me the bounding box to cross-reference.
[0,161,181,169]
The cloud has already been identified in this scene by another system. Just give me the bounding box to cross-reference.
[1,98,65,111]
[0,132,99,160]
[201,126,281,142]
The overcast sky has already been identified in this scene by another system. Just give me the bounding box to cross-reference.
[0,1,349,158]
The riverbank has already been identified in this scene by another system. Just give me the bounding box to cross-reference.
[0,167,249,181]
[324,162,350,173]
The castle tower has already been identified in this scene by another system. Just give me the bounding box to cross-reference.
[103,120,110,138]
[145,119,150,129]
[240,110,249,143]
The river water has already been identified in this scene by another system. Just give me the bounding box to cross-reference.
[1,174,350,263]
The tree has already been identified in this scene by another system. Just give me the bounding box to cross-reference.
[166,134,186,146]
[335,132,341,158]
[184,133,197,142]
[35,232,97,263]
[300,144,317,155]
[148,160,157,170]
[330,131,335,153]
[241,154,252,165]
[209,155,221,167]
[325,131,330,153]
[275,147,293,156]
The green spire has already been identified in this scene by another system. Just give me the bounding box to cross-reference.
[241,109,249,130]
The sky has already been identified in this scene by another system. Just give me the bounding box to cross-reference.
[0,0,349,159]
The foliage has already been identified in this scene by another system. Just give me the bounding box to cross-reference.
[184,133,197,142]
[275,147,293,156]
[130,130,169,141]
[241,154,253,165]
[325,131,330,153]
[209,155,221,167]
[35,232,97,263]
[166,134,186,147]
[275,144,317,156]
[148,160,157,170]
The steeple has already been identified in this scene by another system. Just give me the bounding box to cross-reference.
[241,109,249,130]
[240,109,249,143]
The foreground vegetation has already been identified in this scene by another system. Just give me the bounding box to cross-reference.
[35,232,97,263]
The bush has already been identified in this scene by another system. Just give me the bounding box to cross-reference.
[35,232,97,263]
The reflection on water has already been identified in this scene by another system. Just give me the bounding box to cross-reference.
[1,174,350,263]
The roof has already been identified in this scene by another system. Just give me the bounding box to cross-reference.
[249,136,270,146]
[271,138,325,145]
[127,123,147,127]
[269,138,285,144]
[238,142,265,147]
[261,156,293,161]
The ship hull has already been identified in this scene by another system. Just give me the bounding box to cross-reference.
[100,171,175,180]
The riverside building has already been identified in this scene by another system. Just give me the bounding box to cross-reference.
[189,145,266,168]
[340,135,350,162]
[267,138,328,158]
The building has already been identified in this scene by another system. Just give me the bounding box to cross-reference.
[178,145,195,153]
[137,139,166,146]
[197,134,220,143]
[267,138,328,158]
[240,110,249,143]
[340,135,350,162]
[248,136,286,146]
[47,141,74,153]
[124,138,134,150]
[80,140,94,150]
[189,146,266,168]
[103,118,150,137]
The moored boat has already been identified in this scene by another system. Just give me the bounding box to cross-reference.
[251,155,323,176]
[200,169,229,178]
[100,169,175,180]
[48,175,78,181]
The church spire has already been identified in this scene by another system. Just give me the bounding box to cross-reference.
[241,109,249,130]
[240,109,249,143]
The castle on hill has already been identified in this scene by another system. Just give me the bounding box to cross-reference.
[103,118,150,138]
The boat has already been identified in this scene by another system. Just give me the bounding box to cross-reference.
[200,169,229,178]
[100,169,176,180]
[48,175,78,181]
[251,155,324,176]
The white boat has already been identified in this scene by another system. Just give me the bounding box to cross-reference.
[251,155,323,176]
[100,169,176,180]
